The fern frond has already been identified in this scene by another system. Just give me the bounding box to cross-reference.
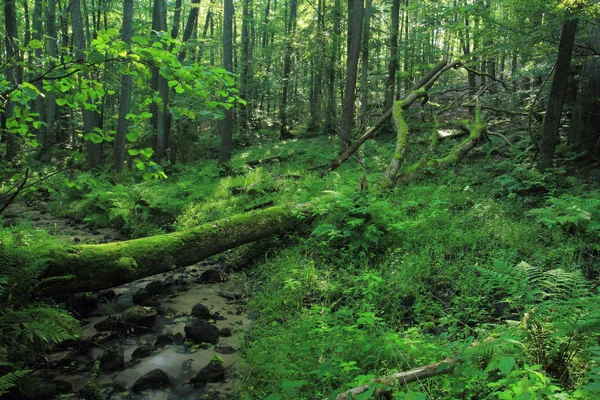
[0,370,30,395]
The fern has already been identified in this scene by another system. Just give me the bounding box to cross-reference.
[0,370,30,396]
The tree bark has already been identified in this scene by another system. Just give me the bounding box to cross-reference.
[339,0,364,153]
[537,17,578,170]
[384,0,400,111]
[359,0,371,126]
[41,203,310,295]
[114,0,134,172]
[279,0,298,140]
[71,0,102,169]
[4,0,19,162]
[219,0,234,164]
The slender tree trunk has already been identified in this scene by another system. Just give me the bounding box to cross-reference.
[32,0,46,146]
[179,0,201,61]
[4,0,19,161]
[171,0,183,39]
[71,0,102,168]
[385,0,400,111]
[219,0,234,164]
[339,0,364,153]
[537,17,578,170]
[325,0,341,135]
[151,0,169,162]
[45,0,58,150]
[114,0,134,172]
[308,0,324,132]
[359,0,371,126]
[279,0,298,139]
[240,0,254,131]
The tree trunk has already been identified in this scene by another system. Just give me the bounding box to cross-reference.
[359,0,371,126]
[71,0,102,169]
[537,17,578,170]
[339,0,364,153]
[384,0,400,111]
[568,19,600,157]
[325,0,341,135]
[114,0,134,172]
[179,0,201,61]
[152,0,169,162]
[240,0,254,131]
[4,0,19,162]
[279,0,298,140]
[41,204,309,295]
[219,0,234,164]
[44,0,58,151]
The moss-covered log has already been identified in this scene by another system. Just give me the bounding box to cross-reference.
[41,203,310,295]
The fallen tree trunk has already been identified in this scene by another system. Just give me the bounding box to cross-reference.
[327,357,457,400]
[40,203,310,295]
[321,60,459,177]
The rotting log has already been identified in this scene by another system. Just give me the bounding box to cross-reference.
[40,203,311,295]
[321,60,459,177]
[327,357,457,400]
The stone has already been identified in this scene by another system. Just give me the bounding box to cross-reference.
[132,368,171,392]
[145,281,164,296]
[184,320,219,344]
[93,316,123,332]
[190,359,225,385]
[173,332,185,345]
[198,269,224,284]
[99,346,124,372]
[132,345,153,359]
[132,289,152,305]
[219,327,232,337]
[52,379,73,394]
[191,303,212,320]
[154,332,174,347]
[96,289,116,302]
[120,306,158,328]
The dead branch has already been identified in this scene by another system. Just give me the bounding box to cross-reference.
[321,60,460,177]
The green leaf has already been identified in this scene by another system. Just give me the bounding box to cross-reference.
[28,39,44,49]
[132,36,149,45]
[135,161,145,170]
[126,132,139,142]
[498,356,515,375]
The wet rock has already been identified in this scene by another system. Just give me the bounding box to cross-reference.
[141,298,161,308]
[199,269,224,284]
[132,345,153,359]
[154,332,174,347]
[120,305,158,328]
[173,332,185,345]
[97,383,127,400]
[213,311,225,321]
[191,303,212,320]
[94,316,123,332]
[51,379,73,394]
[184,320,220,344]
[99,346,124,372]
[146,280,164,295]
[132,368,171,392]
[219,327,232,337]
[132,289,152,305]
[96,289,116,302]
[70,295,97,318]
[190,358,225,385]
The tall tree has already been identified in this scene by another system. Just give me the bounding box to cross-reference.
[71,0,102,168]
[537,16,579,170]
[339,0,364,153]
[151,0,170,161]
[3,0,19,161]
[279,0,298,139]
[325,0,342,135]
[384,0,400,111]
[44,0,59,150]
[114,0,134,172]
[359,0,372,126]
[240,0,255,131]
[219,0,234,164]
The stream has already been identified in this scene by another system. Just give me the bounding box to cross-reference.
[3,201,250,400]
